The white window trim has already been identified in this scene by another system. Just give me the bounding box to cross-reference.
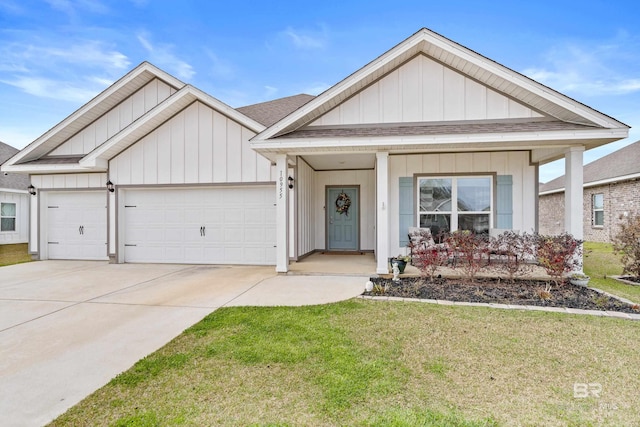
[0,202,17,233]
[416,175,493,233]
[592,193,604,228]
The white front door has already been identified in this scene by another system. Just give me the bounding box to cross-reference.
[122,186,276,264]
[46,191,107,260]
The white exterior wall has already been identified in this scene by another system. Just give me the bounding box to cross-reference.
[109,102,274,185]
[30,173,108,189]
[51,79,177,156]
[296,158,316,257]
[389,151,536,255]
[309,55,543,126]
[314,169,375,251]
[0,191,29,244]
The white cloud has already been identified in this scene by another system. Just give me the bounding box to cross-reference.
[0,75,103,103]
[523,36,640,96]
[137,31,195,80]
[282,26,328,50]
[263,85,278,99]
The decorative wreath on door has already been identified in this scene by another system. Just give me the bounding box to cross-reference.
[335,192,351,216]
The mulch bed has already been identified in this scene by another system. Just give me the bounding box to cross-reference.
[365,276,640,314]
[620,276,640,284]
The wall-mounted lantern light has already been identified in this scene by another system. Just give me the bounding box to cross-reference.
[106,180,115,193]
[28,184,36,196]
[288,176,294,189]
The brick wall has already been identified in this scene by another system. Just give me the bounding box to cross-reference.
[539,192,564,235]
[539,178,640,243]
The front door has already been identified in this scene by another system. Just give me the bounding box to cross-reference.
[327,187,359,251]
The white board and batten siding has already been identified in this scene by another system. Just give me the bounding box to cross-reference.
[109,101,274,185]
[309,55,544,127]
[295,159,316,257]
[50,79,177,157]
[0,191,29,244]
[389,151,536,256]
[109,101,277,265]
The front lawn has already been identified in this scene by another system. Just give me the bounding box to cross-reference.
[52,303,640,426]
[0,243,31,267]
[583,241,640,304]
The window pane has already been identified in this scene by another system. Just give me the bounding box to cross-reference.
[594,211,604,226]
[593,194,604,209]
[457,178,491,212]
[1,218,16,232]
[419,179,452,212]
[1,203,16,216]
[458,214,490,235]
[419,214,450,238]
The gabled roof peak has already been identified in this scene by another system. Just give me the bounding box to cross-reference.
[253,28,629,142]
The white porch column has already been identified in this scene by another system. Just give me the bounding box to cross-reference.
[29,188,38,256]
[565,146,584,271]
[108,187,116,263]
[564,146,584,240]
[376,152,389,274]
[275,154,289,273]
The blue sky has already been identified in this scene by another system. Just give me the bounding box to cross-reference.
[1,0,638,182]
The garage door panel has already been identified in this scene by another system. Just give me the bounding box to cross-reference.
[124,186,276,265]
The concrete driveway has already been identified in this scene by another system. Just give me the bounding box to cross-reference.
[0,261,366,427]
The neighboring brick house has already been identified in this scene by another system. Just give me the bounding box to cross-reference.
[539,140,640,242]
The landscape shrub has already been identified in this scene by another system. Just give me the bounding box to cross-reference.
[489,231,535,283]
[612,213,640,278]
[534,232,582,286]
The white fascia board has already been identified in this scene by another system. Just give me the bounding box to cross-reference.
[0,188,29,194]
[80,85,266,168]
[0,163,100,174]
[192,86,266,133]
[255,32,424,141]
[4,62,186,168]
[539,172,640,196]
[252,127,629,152]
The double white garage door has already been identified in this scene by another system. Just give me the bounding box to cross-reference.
[122,187,276,265]
[46,186,276,265]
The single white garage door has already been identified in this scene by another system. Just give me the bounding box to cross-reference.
[122,186,276,265]
[46,191,108,260]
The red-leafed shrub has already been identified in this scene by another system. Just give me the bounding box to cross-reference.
[445,231,489,283]
[534,232,582,286]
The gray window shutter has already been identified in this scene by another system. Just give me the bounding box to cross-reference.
[399,177,413,246]
[496,175,513,229]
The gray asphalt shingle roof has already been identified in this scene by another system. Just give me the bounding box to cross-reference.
[0,141,30,190]
[540,139,640,193]
[237,94,315,127]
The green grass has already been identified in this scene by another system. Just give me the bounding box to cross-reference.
[47,241,640,426]
[583,241,640,304]
[51,300,640,426]
[0,243,31,266]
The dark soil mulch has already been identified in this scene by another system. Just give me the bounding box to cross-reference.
[365,276,640,314]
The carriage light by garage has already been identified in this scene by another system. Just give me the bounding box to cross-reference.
[106,180,115,193]
[288,176,294,189]
[28,184,36,196]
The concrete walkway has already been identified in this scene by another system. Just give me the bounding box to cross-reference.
[0,261,366,427]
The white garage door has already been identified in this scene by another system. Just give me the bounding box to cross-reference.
[46,191,108,260]
[122,186,276,265]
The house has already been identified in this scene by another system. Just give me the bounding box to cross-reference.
[1,28,629,273]
[539,140,640,243]
[0,142,29,245]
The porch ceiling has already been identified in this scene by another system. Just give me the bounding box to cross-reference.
[300,153,375,170]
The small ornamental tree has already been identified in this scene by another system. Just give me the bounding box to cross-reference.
[534,232,582,286]
[489,231,535,283]
[612,213,640,278]
[446,230,489,282]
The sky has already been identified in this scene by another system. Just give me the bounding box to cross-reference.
[1,0,639,182]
